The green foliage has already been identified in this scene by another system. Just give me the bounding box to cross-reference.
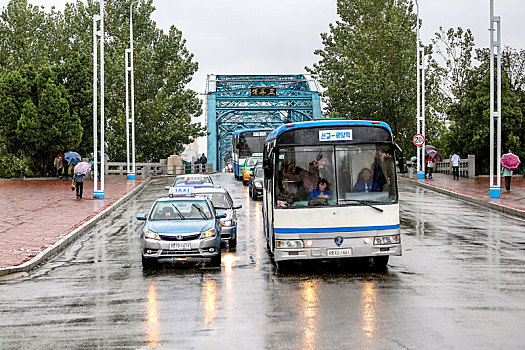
[0,153,31,178]
[307,0,417,153]
[443,62,523,174]
[0,0,204,177]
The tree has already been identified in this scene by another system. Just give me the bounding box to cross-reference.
[307,0,417,152]
[443,61,522,174]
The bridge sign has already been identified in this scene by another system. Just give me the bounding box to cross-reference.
[413,134,425,147]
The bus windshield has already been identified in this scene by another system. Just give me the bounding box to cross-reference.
[275,144,397,208]
[238,132,268,158]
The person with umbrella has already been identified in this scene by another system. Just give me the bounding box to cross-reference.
[501,150,521,191]
[72,161,91,199]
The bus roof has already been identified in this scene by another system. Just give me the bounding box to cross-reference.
[265,120,392,142]
[232,128,273,136]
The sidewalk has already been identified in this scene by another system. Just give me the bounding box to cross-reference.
[402,172,525,217]
[0,176,146,272]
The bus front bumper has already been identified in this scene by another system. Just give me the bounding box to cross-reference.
[273,237,402,262]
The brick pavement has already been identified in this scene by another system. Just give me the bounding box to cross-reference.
[0,176,143,269]
[404,172,525,213]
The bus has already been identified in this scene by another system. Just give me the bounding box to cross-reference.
[262,120,407,268]
[232,128,272,180]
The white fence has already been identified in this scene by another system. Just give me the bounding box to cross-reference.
[407,154,476,178]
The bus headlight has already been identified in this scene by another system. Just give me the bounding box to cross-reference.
[220,220,233,227]
[200,228,217,239]
[374,235,400,245]
[144,229,160,240]
[276,240,304,249]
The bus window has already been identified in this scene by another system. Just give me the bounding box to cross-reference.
[335,145,396,204]
[276,146,335,207]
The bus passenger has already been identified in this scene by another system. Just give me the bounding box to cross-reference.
[308,179,333,200]
[352,168,380,192]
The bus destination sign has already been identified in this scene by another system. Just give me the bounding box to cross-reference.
[250,88,277,96]
[319,130,353,142]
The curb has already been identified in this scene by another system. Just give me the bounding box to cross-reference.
[0,177,152,277]
[400,177,525,219]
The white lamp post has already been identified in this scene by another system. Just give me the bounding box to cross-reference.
[415,0,426,179]
[489,0,502,198]
[93,0,105,198]
[125,0,140,180]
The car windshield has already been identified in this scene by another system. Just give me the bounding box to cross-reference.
[174,176,211,185]
[245,158,260,167]
[196,193,232,209]
[150,200,212,220]
[275,144,397,208]
[255,167,264,178]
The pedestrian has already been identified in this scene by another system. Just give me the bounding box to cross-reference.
[73,170,84,199]
[427,156,434,179]
[194,157,201,173]
[451,152,460,180]
[54,154,63,179]
[61,153,69,181]
[199,153,207,173]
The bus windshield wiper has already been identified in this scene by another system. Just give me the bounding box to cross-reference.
[171,204,185,220]
[346,200,384,212]
[192,204,209,219]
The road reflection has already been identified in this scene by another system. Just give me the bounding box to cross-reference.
[361,280,377,341]
[202,280,217,327]
[222,253,240,274]
[147,283,160,347]
[301,280,319,350]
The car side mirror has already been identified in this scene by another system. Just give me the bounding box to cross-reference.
[397,157,408,174]
[165,186,171,190]
[216,212,227,219]
[136,214,147,221]
[233,204,242,210]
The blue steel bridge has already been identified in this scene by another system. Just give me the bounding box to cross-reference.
[206,74,322,171]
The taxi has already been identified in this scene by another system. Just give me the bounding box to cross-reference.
[241,156,262,185]
[136,188,226,268]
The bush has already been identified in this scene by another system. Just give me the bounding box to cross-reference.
[0,154,31,178]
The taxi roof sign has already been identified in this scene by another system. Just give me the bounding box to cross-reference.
[169,186,194,197]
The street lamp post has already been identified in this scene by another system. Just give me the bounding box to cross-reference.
[489,0,502,198]
[415,0,426,179]
[125,0,140,180]
[93,0,105,199]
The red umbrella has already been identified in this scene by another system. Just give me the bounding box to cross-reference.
[501,153,521,170]
[427,149,443,162]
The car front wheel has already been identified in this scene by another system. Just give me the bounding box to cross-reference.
[142,255,158,269]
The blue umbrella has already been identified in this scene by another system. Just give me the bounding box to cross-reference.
[65,151,81,164]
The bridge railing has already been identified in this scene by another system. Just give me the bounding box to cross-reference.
[93,161,215,178]
[406,154,476,178]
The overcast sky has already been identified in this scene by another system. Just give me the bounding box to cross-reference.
[2,0,524,152]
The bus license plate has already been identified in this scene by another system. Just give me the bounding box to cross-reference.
[170,242,191,250]
[327,248,352,257]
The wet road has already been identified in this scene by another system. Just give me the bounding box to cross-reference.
[1,173,524,349]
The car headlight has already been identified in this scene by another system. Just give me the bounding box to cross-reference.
[220,220,233,227]
[200,228,217,239]
[276,239,304,249]
[144,229,160,240]
[255,182,262,188]
[374,234,400,245]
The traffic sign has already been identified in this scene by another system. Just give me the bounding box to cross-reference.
[413,134,425,147]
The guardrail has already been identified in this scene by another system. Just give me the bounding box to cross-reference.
[85,162,214,180]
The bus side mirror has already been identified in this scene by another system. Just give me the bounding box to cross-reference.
[397,157,408,173]
[263,159,272,178]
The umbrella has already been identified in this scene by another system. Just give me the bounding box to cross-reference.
[74,161,91,175]
[427,149,443,162]
[64,151,81,164]
[501,152,521,170]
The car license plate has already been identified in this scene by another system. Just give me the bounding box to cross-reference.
[327,248,352,257]
[170,242,191,250]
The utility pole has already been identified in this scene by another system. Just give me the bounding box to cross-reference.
[93,0,105,199]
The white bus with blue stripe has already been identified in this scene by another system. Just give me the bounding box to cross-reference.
[262,120,407,268]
